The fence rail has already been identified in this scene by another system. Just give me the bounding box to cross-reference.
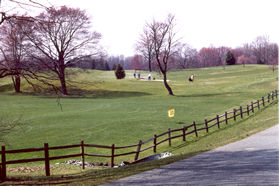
[0,89,278,180]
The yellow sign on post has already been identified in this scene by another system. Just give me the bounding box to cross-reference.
[168,109,175,118]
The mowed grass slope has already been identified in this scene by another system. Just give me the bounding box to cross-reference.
[0,65,277,164]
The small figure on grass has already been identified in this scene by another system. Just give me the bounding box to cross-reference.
[133,70,136,78]
[188,74,194,82]
[137,72,141,79]
[148,74,151,80]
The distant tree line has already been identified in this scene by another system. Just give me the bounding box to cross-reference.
[98,36,277,73]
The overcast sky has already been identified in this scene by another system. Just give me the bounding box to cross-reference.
[3,0,278,56]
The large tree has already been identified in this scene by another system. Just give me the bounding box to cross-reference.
[0,17,31,92]
[0,0,49,79]
[23,6,101,95]
[139,14,179,96]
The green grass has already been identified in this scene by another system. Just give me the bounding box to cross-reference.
[3,96,278,185]
[0,65,278,173]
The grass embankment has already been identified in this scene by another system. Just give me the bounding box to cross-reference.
[0,65,278,182]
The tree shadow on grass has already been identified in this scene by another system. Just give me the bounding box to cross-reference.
[13,88,152,99]
[65,88,152,99]
[0,81,152,99]
[0,83,14,92]
[176,92,244,98]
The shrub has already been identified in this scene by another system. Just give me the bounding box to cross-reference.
[225,50,236,65]
[114,64,126,79]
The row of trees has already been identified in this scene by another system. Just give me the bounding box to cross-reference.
[80,36,277,73]
[133,36,278,70]
[37,35,278,74]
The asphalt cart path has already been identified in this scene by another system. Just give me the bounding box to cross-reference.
[104,124,279,185]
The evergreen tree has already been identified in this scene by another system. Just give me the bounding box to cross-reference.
[225,50,236,65]
[114,64,125,79]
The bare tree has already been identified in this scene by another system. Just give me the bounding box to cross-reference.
[0,0,50,79]
[251,35,273,64]
[216,46,229,69]
[0,17,30,92]
[175,43,198,69]
[136,28,155,72]
[22,6,102,95]
[0,16,61,94]
[140,14,179,95]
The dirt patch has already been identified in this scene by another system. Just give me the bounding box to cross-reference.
[138,78,169,82]
[7,165,58,173]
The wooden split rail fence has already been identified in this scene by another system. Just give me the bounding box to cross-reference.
[0,90,278,180]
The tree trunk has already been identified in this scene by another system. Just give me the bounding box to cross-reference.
[58,67,68,95]
[163,73,174,96]
[148,59,152,72]
[12,75,21,93]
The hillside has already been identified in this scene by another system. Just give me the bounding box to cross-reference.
[0,65,277,164]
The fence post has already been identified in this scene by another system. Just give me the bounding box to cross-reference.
[168,128,171,146]
[251,102,254,113]
[233,109,236,121]
[205,119,208,133]
[216,115,220,129]
[225,112,228,124]
[81,141,85,170]
[272,91,274,100]
[247,105,250,116]
[267,94,270,103]
[275,90,278,99]
[262,97,265,106]
[44,143,50,176]
[111,144,115,168]
[1,146,6,181]
[257,100,260,109]
[153,135,157,153]
[193,121,198,137]
[134,140,142,161]
[240,106,243,119]
[182,126,187,141]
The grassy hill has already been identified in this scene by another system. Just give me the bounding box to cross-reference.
[0,65,277,167]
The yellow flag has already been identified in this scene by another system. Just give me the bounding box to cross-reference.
[168,109,175,118]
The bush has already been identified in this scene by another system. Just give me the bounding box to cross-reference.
[225,50,236,65]
[114,64,125,79]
